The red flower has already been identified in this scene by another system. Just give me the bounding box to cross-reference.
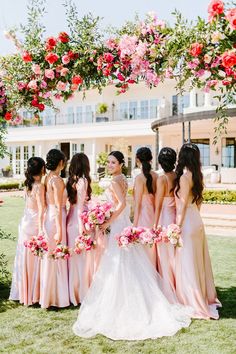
[222,79,232,86]
[45,52,59,64]
[4,112,12,121]
[117,73,125,81]
[68,51,78,60]
[208,0,224,21]
[103,53,114,63]
[38,103,45,111]
[72,75,83,85]
[58,32,69,43]
[22,51,32,62]
[102,68,111,76]
[221,51,236,68]
[127,79,135,84]
[189,43,203,57]
[46,36,57,50]
[31,99,39,107]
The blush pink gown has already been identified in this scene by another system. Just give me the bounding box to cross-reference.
[137,194,156,268]
[67,178,107,305]
[175,194,221,319]
[39,175,70,309]
[157,196,177,303]
[9,184,42,306]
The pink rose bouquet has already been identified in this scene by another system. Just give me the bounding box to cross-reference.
[50,244,72,260]
[74,233,96,254]
[164,224,182,247]
[24,234,48,257]
[116,226,145,247]
[81,202,113,232]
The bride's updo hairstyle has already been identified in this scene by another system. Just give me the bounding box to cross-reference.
[136,147,153,194]
[158,147,176,173]
[46,149,66,171]
[24,157,45,191]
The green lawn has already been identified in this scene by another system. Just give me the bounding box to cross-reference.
[0,196,236,354]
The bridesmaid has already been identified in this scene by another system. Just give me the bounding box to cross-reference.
[10,157,45,306]
[154,147,177,303]
[67,153,106,305]
[174,143,221,319]
[133,147,157,267]
[40,149,69,309]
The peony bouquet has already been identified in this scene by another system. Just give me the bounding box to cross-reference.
[24,234,48,257]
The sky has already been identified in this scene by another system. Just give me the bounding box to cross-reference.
[0,0,210,55]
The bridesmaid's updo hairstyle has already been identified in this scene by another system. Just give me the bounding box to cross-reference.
[46,149,65,171]
[175,143,203,205]
[158,147,176,173]
[67,153,92,204]
[24,157,45,191]
[136,147,153,194]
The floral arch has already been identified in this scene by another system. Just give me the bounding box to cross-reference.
[0,0,236,155]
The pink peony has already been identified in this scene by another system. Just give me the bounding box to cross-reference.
[17,81,27,90]
[118,35,137,58]
[45,69,55,80]
[208,0,224,22]
[60,67,69,76]
[40,80,47,89]
[56,81,67,91]
[221,51,236,68]
[225,9,236,30]
[28,80,38,90]
[32,64,41,75]
[62,54,70,65]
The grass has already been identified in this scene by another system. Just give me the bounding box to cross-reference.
[0,195,236,354]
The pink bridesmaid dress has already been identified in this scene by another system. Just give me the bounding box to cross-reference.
[40,175,70,309]
[67,178,107,305]
[175,193,221,319]
[157,196,177,303]
[9,184,43,306]
[137,194,157,267]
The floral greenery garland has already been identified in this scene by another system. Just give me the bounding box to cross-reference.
[0,0,235,145]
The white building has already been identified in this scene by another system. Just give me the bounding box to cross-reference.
[1,80,236,183]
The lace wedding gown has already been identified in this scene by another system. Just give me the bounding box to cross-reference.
[73,176,192,340]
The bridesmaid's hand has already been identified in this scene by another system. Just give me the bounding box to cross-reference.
[100,222,110,232]
[54,233,62,244]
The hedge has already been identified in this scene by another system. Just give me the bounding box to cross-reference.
[0,182,20,190]
[203,190,236,204]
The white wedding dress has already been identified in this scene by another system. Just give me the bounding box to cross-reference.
[73,179,192,340]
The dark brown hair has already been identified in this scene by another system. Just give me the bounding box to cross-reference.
[136,147,153,194]
[66,153,92,204]
[24,157,45,191]
[175,143,203,205]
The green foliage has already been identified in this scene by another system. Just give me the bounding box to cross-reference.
[96,152,108,167]
[0,182,20,190]
[91,182,104,196]
[203,190,236,204]
[0,121,8,159]
[96,102,108,114]
[0,253,10,283]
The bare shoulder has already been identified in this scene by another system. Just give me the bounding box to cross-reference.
[157,174,166,186]
[51,176,65,189]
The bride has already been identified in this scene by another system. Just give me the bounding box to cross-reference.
[73,151,192,341]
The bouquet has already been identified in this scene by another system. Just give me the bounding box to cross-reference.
[50,244,72,260]
[74,233,96,254]
[24,234,48,257]
[163,224,182,247]
[116,226,145,247]
[81,201,113,232]
[139,226,163,246]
